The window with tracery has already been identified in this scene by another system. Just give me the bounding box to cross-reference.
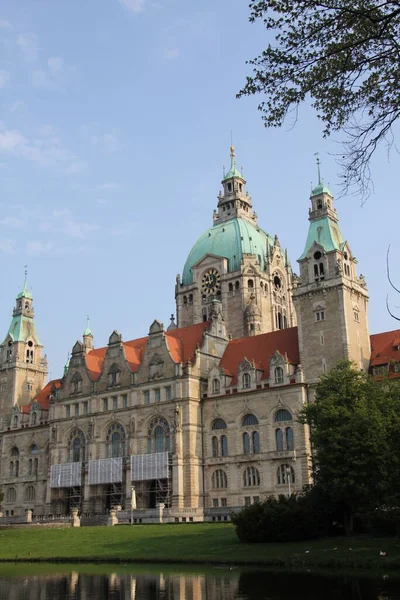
[108,364,121,387]
[243,466,260,487]
[147,417,170,454]
[212,469,227,489]
[106,422,126,458]
[67,429,85,463]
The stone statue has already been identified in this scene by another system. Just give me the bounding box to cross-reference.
[174,405,181,431]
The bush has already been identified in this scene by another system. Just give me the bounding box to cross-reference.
[355,509,400,537]
[231,494,319,543]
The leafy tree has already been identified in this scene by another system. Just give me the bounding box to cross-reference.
[300,361,400,533]
[238,1,400,198]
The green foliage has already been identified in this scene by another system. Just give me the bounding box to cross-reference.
[238,1,400,197]
[300,361,400,531]
[231,494,319,543]
[355,509,400,537]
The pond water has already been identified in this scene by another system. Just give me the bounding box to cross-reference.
[0,565,399,600]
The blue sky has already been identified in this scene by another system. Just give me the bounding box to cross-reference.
[1,0,399,380]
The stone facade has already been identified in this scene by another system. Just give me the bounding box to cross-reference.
[0,149,386,521]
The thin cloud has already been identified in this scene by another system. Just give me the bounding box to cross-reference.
[0,70,10,89]
[96,182,123,191]
[0,239,16,254]
[164,48,179,60]
[32,56,71,90]
[0,19,12,29]
[0,216,24,228]
[0,123,86,174]
[89,132,121,154]
[119,0,145,13]
[9,100,24,113]
[40,209,99,239]
[16,33,39,62]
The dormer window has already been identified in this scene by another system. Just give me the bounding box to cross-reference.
[248,279,254,290]
[227,182,232,192]
[317,199,322,209]
[212,379,220,394]
[242,372,251,389]
[275,367,284,384]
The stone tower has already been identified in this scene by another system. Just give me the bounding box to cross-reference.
[0,276,48,414]
[292,162,370,382]
[176,146,296,339]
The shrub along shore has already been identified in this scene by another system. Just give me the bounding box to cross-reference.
[0,524,399,572]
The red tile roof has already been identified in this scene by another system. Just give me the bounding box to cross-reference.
[219,327,299,385]
[34,378,62,410]
[165,322,208,364]
[84,322,208,381]
[123,337,148,371]
[370,329,400,366]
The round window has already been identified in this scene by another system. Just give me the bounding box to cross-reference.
[313,251,322,260]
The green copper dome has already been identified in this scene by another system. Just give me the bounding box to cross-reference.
[182,218,274,285]
[311,182,332,197]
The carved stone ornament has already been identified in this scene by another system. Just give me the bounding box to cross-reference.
[128,417,135,435]
[238,358,252,373]
[51,426,57,444]
[149,353,164,379]
[87,418,94,441]
[174,405,181,431]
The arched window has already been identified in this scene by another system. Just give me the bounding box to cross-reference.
[212,436,218,458]
[243,432,250,455]
[248,279,254,290]
[277,464,295,485]
[235,281,240,290]
[15,460,20,477]
[11,447,20,457]
[221,435,228,457]
[106,423,126,458]
[31,412,37,425]
[6,488,16,503]
[275,367,284,384]
[28,458,33,476]
[242,373,251,389]
[212,379,220,394]
[252,431,260,454]
[148,417,170,453]
[314,264,319,279]
[319,263,324,278]
[9,462,14,478]
[30,444,39,455]
[242,414,258,427]
[188,294,193,303]
[212,418,227,431]
[228,283,233,292]
[243,466,260,487]
[25,485,35,502]
[286,427,294,451]
[274,409,292,422]
[67,429,85,463]
[183,295,187,304]
[13,415,18,428]
[275,428,284,451]
[212,469,227,489]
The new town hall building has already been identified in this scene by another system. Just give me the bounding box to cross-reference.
[0,148,396,522]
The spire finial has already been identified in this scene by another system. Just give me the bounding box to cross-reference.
[24,265,27,286]
[315,152,322,184]
[83,315,93,337]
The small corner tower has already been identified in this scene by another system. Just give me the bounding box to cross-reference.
[292,160,370,381]
[83,316,93,352]
[0,272,48,414]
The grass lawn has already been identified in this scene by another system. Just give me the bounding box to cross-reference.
[0,524,399,571]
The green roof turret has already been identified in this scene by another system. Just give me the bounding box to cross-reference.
[311,156,332,197]
[223,146,243,181]
[16,268,33,300]
[83,315,93,337]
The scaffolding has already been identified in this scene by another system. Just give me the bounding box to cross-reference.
[131,452,172,508]
[88,457,125,512]
[50,462,83,514]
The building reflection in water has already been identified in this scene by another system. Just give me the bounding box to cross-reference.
[0,569,398,600]
[0,571,238,600]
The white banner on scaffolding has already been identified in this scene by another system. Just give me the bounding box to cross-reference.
[88,457,123,485]
[130,452,170,481]
[50,462,82,488]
